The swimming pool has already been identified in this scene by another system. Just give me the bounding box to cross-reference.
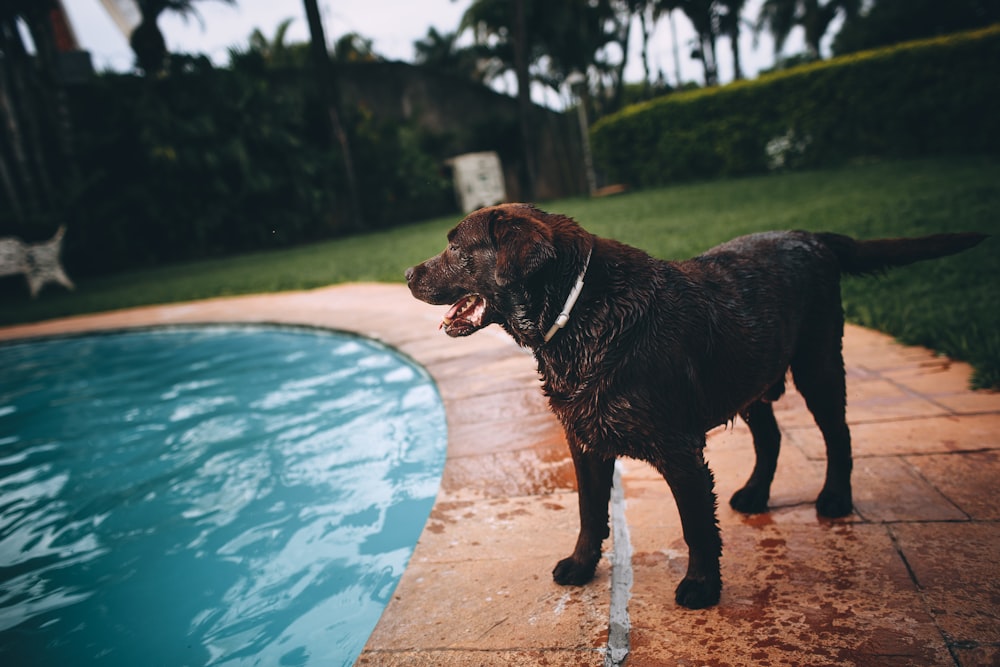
[0,326,447,666]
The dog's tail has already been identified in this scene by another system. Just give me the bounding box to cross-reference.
[817,232,987,276]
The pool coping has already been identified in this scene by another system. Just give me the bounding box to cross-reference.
[3,283,998,666]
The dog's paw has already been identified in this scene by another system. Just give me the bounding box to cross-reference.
[729,485,770,514]
[816,487,853,518]
[674,576,721,609]
[552,555,598,586]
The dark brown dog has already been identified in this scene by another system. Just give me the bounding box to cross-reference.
[404,203,985,609]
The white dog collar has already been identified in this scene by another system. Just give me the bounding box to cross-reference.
[543,247,593,344]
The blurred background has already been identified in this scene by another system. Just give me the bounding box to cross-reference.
[1,0,997,276]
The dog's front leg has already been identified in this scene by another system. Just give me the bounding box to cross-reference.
[656,437,723,609]
[552,436,615,586]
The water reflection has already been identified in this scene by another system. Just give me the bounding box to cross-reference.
[0,327,447,666]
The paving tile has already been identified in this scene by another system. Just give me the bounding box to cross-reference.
[758,371,952,430]
[891,522,1000,644]
[445,412,565,458]
[930,390,1000,415]
[357,648,605,666]
[905,450,1000,520]
[364,557,610,653]
[416,493,590,564]
[398,335,521,371]
[880,355,978,389]
[786,413,1000,459]
[430,355,540,401]
[953,644,1000,667]
[438,441,577,500]
[443,386,552,427]
[843,325,944,372]
[850,456,967,522]
[627,523,951,667]
[843,378,950,422]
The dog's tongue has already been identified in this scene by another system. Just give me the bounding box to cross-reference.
[441,294,486,331]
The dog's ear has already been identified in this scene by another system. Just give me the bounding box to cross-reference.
[490,210,556,286]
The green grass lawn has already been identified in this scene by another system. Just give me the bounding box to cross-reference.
[4,156,999,387]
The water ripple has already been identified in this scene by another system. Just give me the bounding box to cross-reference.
[0,327,446,667]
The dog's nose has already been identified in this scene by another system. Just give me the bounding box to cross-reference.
[404,267,414,282]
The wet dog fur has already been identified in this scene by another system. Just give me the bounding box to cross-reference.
[405,203,986,609]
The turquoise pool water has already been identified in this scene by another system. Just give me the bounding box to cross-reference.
[0,326,447,666]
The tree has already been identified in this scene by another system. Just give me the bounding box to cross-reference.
[131,0,235,76]
[832,0,1000,56]
[511,0,535,200]
[414,27,490,82]
[301,0,363,229]
[233,17,310,69]
[757,0,861,59]
[665,4,684,85]
[626,0,691,91]
[717,0,747,80]
[668,0,721,86]
[628,0,661,93]
[459,0,619,96]
[332,32,381,62]
[0,0,77,231]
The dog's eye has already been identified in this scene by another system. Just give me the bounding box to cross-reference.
[448,243,461,255]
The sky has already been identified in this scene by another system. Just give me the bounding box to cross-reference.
[60,0,813,108]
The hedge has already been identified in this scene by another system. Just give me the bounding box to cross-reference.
[591,25,1000,187]
[55,56,454,277]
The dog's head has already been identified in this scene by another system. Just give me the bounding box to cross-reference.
[405,204,560,337]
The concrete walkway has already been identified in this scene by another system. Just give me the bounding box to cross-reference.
[2,284,997,666]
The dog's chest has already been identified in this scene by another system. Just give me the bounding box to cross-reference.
[537,357,664,458]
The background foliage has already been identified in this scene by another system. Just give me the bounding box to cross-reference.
[591,26,1000,187]
[33,56,454,277]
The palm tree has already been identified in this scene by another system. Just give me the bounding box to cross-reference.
[131,0,235,76]
[668,0,720,86]
[511,0,535,200]
[414,27,489,82]
[757,0,861,59]
[332,32,381,62]
[301,0,363,229]
[460,0,620,95]
[717,0,747,80]
[241,18,308,69]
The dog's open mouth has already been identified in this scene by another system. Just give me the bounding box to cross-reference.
[440,294,487,337]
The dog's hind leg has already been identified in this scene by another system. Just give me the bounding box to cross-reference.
[791,338,853,518]
[655,437,722,609]
[730,399,781,514]
[553,437,615,586]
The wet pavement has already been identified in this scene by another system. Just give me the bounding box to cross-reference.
[2,284,998,666]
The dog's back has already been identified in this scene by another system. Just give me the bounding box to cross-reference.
[643,229,986,430]
[698,229,986,277]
